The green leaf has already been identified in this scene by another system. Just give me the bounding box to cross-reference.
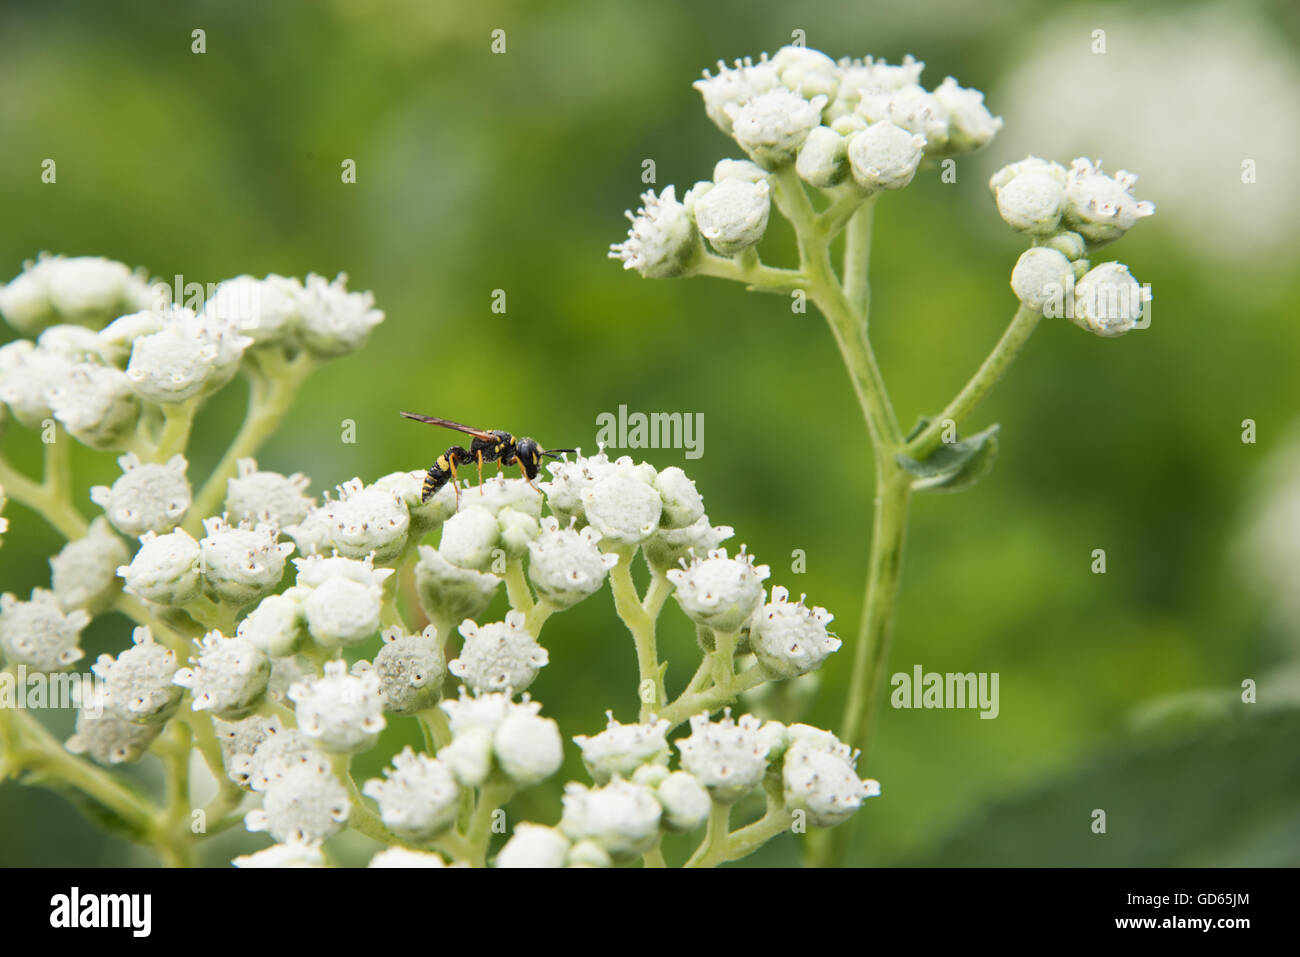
[896,423,1000,494]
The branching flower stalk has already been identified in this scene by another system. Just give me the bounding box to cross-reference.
[611,46,1155,864]
[0,256,880,867]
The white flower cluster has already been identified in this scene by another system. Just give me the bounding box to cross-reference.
[612,45,1001,276]
[992,156,1155,336]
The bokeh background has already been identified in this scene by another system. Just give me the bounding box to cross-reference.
[2,0,1298,866]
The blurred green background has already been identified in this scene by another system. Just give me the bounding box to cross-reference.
[2,0,1299,866]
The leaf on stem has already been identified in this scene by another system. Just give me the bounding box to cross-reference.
[896,421,1000,494]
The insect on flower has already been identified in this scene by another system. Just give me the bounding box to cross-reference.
[399,412,575,503]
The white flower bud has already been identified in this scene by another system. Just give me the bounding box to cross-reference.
[50,517,129,613]
[96,310,164,365]
[438,725,493,788]
[832,55,926,119]
[47,362,140,450]
[414,545,501,626]
[91,626,181,723]
[497,507,539,558]
[643,514,734,573]
[931,77,1002,153]
[676,710,769,803]
[198,517,294,607]
[438,505,501,571]
[353,625,445,715]
[847,121,926,192]
[362,746,460,839]
[749,586,840,678]
[90,452,191,538]
[655,771,712,832]
[38,323,108,359]
[293,273,384,358]
[540,449,617,523]
[233,840,325,868]
[117,527,201,605]
[372,469,456,536]
[559,778,662,860]
[470,475,544,520]
[242,724,329,792]
[725,89,827,169]
[0,255,150,335]
[782,727,878,827]
[1010,247,1074,313]
[694,179,771,256]
[526,516,617,610]
[291,551,393,589]
[771,45,840,100]
[174,630,270,719]
[1072,262,1150,338]
[302,577,382,648]
[317,478,410,563]
[796,125,849,187]
[213,715,278,786]
[225,458,314,527]
[566,839,613,868]
[450,611,548,694]
[281,507,336,557]
[0,589,89,671]
[202,274,303,347]
[581,470,662,546]
[368,848,457,868]
[1043,231,1087,262]
[493,706,564,786]
[712,158,768,184]
[245,762,351,843]
[495,823,571,868]
[693,55,779,135]
[288,660,386,753]
[0,345,75,428]
[125,307,252,404]
[994,172,1068,236]
[573,713,671,784]
[237,593,307,658]
[609,186,701,279]
[66,687,162,765]
[1064,158,1155,246]
[652,466,705,529]
[857,85,948,152]
[667,545,769,632]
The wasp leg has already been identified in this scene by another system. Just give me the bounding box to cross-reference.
[516,458,539,491]
[449,460,461,509]
[476,449,486,495]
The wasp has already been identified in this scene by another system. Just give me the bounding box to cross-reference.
[400,412,576,503]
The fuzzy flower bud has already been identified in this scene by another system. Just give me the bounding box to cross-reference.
[693,55,779,136]
[643,514,734,573]
[315,478,410,563]
[609,186,700,279]
[372,469,456,536]
[847,121,926,192]
[352,625,445,714]
[667,545,769,632]
[0,341,68,428]
[655,771,712,832]
[0,254,150,335]
[241,724,329,792]
[362,747,460,839]
[559,778,663,860]
[438,505,501,571]
[233,841,325,869]
[288,660,386,753]
[117,527,201,605]
[294,273,384,358]
[1010,247,1074,313]
[450,611,548,694]
[994,171,1068,237]
[173,630,270,719]
[582,469,663,546]
[66,687,162,765]
[931,77,1002,153]
[574,713,671,784]
[1064,159,1155,246]
[301,578,382,649]
[526,516,618,610]
[749,585,840,678]
[712,158,768,184]
[245,762,351,843]
[202,274,303,347]
[90,453,190,538]
[213,715,278,786]
[369,848,456,868]
[225,458,314,528]
[47,362,140,450]
[857,85,948,151]
[414,545,501,626]
[493,706,564,786]
[782,726,879,827]
[726,89,827,169]
[694,179,771,256]
[796,125,850,187]
[50,517,129,613]
[124,306,251,403]
[772,45,840,99]
[495,823,571,868]
[676,710,770,803]
[92,626,181,723]
[0,589,89,671]
[1071,262,1149,338]
[198,517,294,607]
[237,593,307,658]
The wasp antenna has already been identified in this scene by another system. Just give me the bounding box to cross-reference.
[542,448,577,458]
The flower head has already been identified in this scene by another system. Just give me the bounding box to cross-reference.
[450,611,549,694]
[173,630,270,720]
[0,589,90,671]
[667,545,769,632]
[609,186,700,279]
[92,626,181,723]
[90,453,191,538]
[287,660,386,753]
[362,747,460,839]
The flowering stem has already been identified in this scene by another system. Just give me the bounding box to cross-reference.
[906,303,1041,459]
[465,779,514,867]
[657,664,767,730]
[153,398,199,462]
[609,547,665,720]
[694,252,809,292]
[685,800,732,867]
[842,198,877,319]
[417,707,451,751]
[185,351,316,534]
[503,556,535,614]
[721,802,794,863]
[0,445,89,542]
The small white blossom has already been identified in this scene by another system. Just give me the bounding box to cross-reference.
[1072,261,1150,338]
[694,179,771,256]
[726,89,827,169]
[291,551,393,590]
[245,762,351,843]
[372,469,457,535]
[1010,247,1075,313]
[237,593,307,658]
[653,466,705,529]
[288,660,386,753]
[469,475,544,520]
[225,458,314,527]
[50,517,129,613]
[526,516,618,610]
[609,186,700,279]
[124,306,252,403]
[1063,158,1155,246]
[368,848,456,868]
[559,779,663,861]
[771,45,840,99]
[694,54,779,135]
[173,630,270,719]
[796,125,850,188]
[233,840,325,868]
[450,611,548,694]
[301,577,383,649]
[352,625,445,715]
[712,158,768,184]
[117,527,202,605]
[655,771,712,832]
[749,585,841,678]
[90,453,191,538]
[437,691,553,787]
[676,709,769,803]
[438,505,502,571]
[437,725,494,788]
[317,477,410,563]
[66,687,162,765]
[573,713,671,784]
[497,507,540,558]
[0,254,151,335]
[932,77,1002,154]
[782,726,879,827]
[847,121,926,193]
[413,545,501,626]
[0,589,89,671]
[495,823,571,868]
[198,516,294,607]
[643,514,734,573]
[994,170,1069,237]
[581,468,663,546]
[493,706,564,786]
[856,85,948,152]
[0,345,76,429]
[362,747,460,839]
[667,545,769,632]
[831,54,926,119]
[202,274,303,347]
[213,715,278,786]
[241,724,329,792]
[540,449,617,522]
[294,273,385,358]
[47,362,140,450]
[92,626,181,723]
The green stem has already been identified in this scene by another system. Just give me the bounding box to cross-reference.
[694,253,809,293]
[465,780,514,868]
[608,548,665,720]
[842,199,877,319]
[0,450,89,541]
[418,707,452,751]
[153,398,200,462]
[503,556,535,614]
[906,304,1041,459]
[685,800,732,867]
[658,664,768,730]
[723,803,794,863]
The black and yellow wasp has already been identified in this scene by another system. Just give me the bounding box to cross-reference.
[400,412,576,503]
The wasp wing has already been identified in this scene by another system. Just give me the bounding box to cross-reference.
[399,412,496,441]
